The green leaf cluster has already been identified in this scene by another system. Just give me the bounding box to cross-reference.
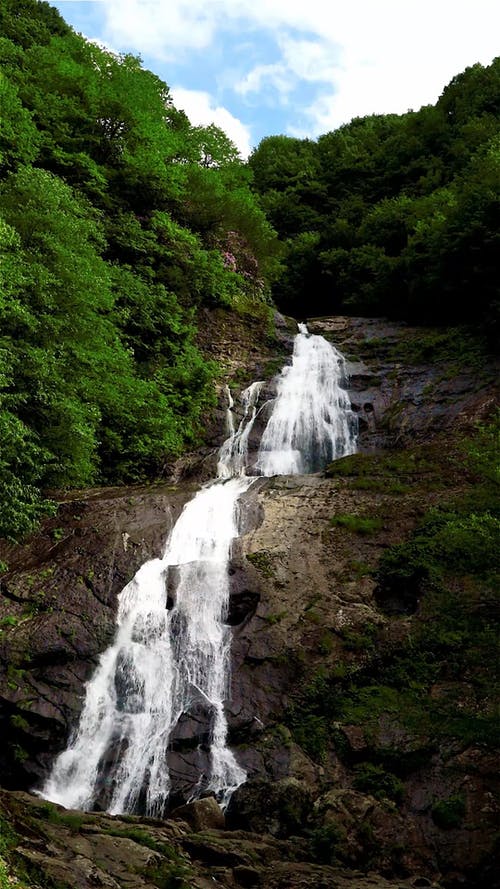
[249,58,500,344]
[431,794,466,830]
[0,0,279,539]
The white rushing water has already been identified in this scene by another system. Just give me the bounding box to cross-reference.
[41,323,357,815]
[257,323,357,476]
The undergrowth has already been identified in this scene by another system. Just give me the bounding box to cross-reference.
[286,417,500,766]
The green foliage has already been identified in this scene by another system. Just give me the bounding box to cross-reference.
[330,513,383,535]
[102,826,178,860]
[250,58,500,340]
[464,411,500,484]
[10,714,29,731]
[308,822,345,864]
[246,550,275,577]
[0,813,17,856]
[37,802,87,833]
[0,809,30,889]
[0,1,278,539]
[431,794,466,829]
[0,73,40,172]
[361,422,500,742]
[325,448,441,481]
[146,864,192,889]
[376,497,499,598]
[285,671,343,762]
[0,615,19,628]
[264,610,288,625]
[341,623,378,653]
[353,763,404,804]
[286,422,499,771]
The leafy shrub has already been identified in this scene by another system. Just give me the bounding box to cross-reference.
[285,672,343,762]
[353,762,404,804]
[308,822,345,864]
[431,794,466,829]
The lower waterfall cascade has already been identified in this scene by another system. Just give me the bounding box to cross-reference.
[40,324,358,816]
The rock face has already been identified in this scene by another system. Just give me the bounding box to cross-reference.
[0,313,498,889]
[307,316,497,449]
[0,483,195,788]
[0,789,445,889]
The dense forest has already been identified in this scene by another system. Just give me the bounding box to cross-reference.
[249,59,500,331]
[0,0,278,540]
[1,0,499,543]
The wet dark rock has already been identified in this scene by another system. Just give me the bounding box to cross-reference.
[166,747,212,809]
[226,778,313,838]
[170,701,215,750]
[170,795,225,830]
[227,559,261,626]
[233,865,262,887]
[227,589,260,626]
[236,483,267,536]
[308,315,498,450]
[374,578,423,615]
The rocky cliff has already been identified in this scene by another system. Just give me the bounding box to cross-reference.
[0,312,498,889]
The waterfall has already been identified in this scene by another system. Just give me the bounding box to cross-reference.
[41,323,357,816]
[41,477,251,817]
[257,323,357,476]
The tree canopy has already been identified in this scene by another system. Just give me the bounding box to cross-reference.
[0,0,278,540]
[249,58,500,339]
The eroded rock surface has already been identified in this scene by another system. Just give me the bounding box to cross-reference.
[0,789,445,889]
[0,483,195,788]
[307,316,497,449]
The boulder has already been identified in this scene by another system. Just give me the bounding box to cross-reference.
[170,795,225,830]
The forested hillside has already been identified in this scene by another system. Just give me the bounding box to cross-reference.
[0,0,278,540]
[249,59,500,332]
[1,0,499,545]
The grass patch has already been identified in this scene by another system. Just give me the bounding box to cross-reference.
[341,623,378,653]
[325,444,456,499]
[102,826,177,858]
[246,550,274,577]
[349,477,410,494]
[0,810,33,889]
[285,671,343,762]
[37,802,88,834]
[330,514,383,535]
[264,610,287,625]
[286,420,500,768]
[145,863,192,889]
[359,326,490,369]
[102,824,195,888]
[347,560,373,579]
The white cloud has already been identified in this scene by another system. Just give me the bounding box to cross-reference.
[279,36,338,84]
[97,0,500,135]
[170,87,252,158]
[235,62,290,98]
[103,0,216,60]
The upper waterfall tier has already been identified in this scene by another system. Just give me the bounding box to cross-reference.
[256,323,357,476]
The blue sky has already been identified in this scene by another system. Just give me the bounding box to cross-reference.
[51,0,500,157]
